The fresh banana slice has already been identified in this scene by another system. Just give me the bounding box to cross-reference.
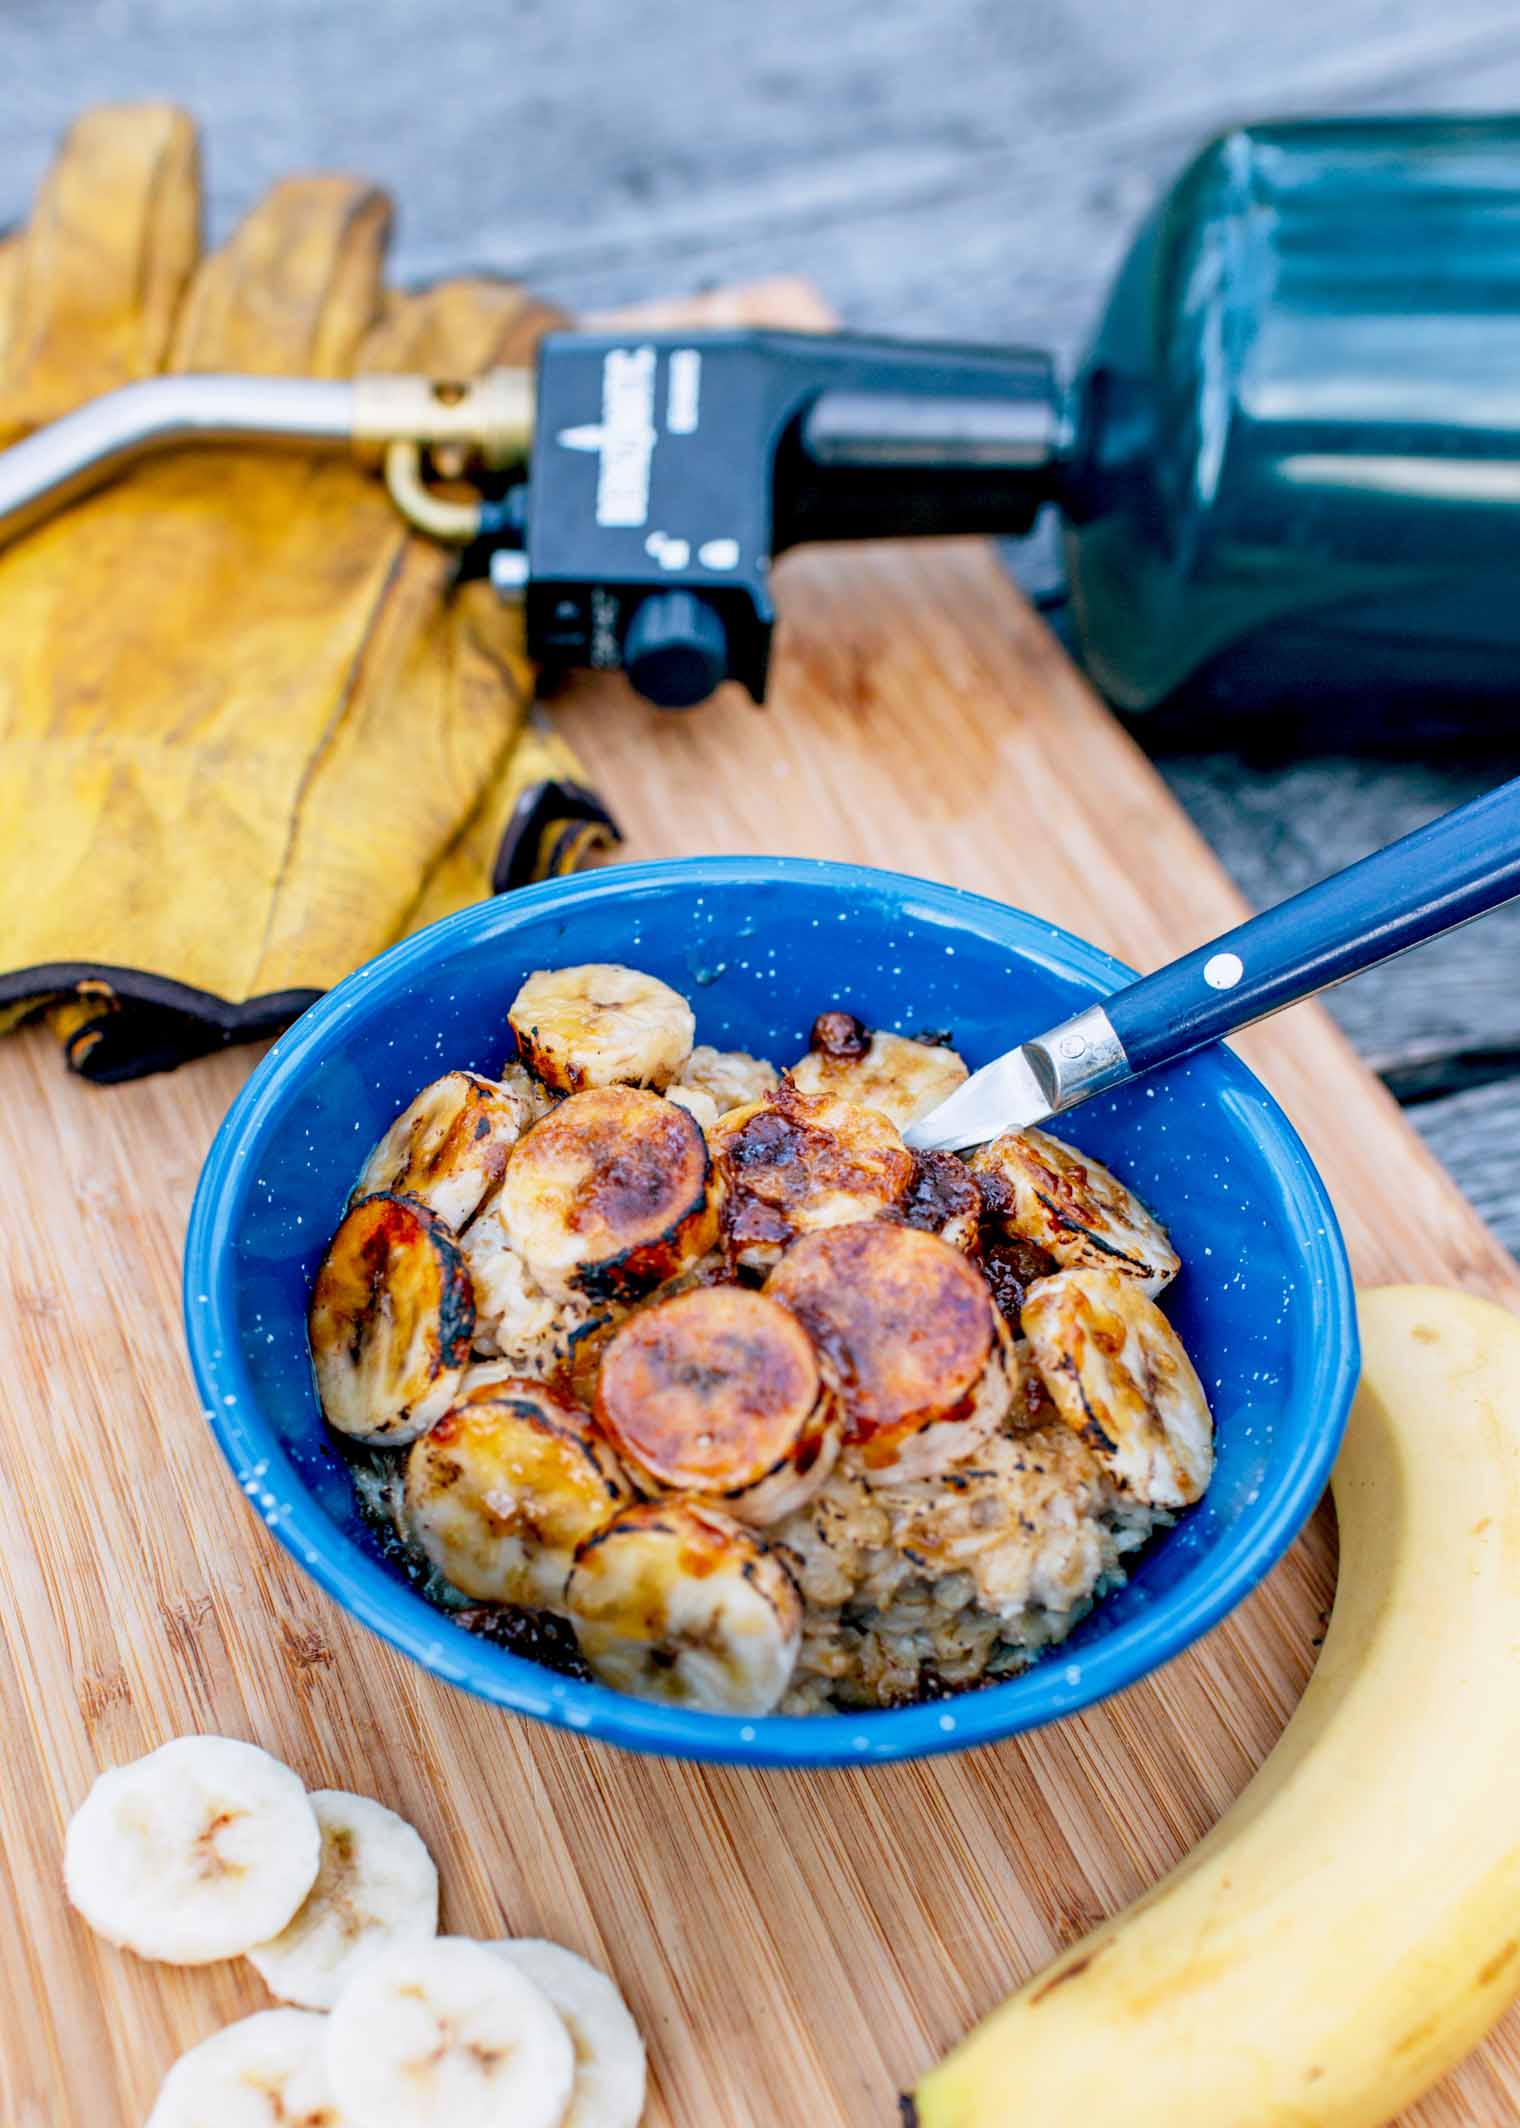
[509,964,694,1094]
[404,1380,633,1609]
[595,1286,840,1525]
[709,1083,913,1271]
[969,1127,1180,1297]
[65,1736,320,1965]
[353,1072,529,1233]
[676,1043,779,1113]
[310,1193,474,1445]
[565,1500,803,1713]
[665,1083,720,1131]
[247,1790,439,2011]
[1022,1267,1214,1506]
[787,1011,969,1130]
[499,1085,718,1301]
[898,1149,984,1253]
[325,1935,574,2128]
[766,1223,1015,1484]
[145,2008,345,2128]
[486,1939,646,2128]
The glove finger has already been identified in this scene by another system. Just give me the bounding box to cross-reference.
[171,174,391,376]
[358,273,565,376]
[0,102,200,437]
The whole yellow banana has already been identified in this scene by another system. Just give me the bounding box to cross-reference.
[911,1284,1520,2128]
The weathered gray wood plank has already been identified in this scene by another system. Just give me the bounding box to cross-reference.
[1157,750,1520,1074]
[1,0,1516,1241]
[1159,750,1520,1256]
[1401,1081,1520,1255]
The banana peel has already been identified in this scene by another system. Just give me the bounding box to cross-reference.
[910,1284,1520,2128]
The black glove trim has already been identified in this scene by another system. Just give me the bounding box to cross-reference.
[0,964,321,1082]
[3,780,619,1082]
[491,777,620,894]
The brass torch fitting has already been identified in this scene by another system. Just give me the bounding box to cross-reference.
[350,368,535,471]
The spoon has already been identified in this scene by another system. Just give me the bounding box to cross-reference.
[904,773,1520,1154]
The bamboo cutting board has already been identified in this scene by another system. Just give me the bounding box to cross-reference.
[4,320,1520,2128]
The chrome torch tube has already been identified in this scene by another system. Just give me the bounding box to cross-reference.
[0,375,359,544]
[0,366,535,547]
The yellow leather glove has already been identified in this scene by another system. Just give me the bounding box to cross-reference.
[0,104,616,1080]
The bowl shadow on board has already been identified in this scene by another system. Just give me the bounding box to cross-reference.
[183,855,1358,1771]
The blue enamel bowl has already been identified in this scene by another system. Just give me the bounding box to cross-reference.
[184,856,1357,1769]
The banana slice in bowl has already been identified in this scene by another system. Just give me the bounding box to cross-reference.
[146,2008,340,2128]
[404,1379,633,1609]
[325,1935,574,2128]
[353,1071,530,1233]
[766,1223,1015,1485]
[309,1193,474,1445]
[485,1939,646,2128]
[786,1012,969,1130]
[565,1500,803,1714]
[594,1286,840,1525]
[248,1789,439,2011]
[970,1126,1180,1297]
[665,1082,720,1131]
[675,1042,779,1113]
[709,1083,913,1271]
[509,963,694,1094]
[499,1058,559,1126]
[499,1086,718,1302]
[1022,1267,1214,1507]
[65,1736,320,1965]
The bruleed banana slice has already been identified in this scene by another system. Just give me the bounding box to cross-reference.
[65,1736,320,1965]
[970,1126,1180,1297]
[594,1286,840,1525]
[404,1381,633,1609]
[508,963,694,1094]
[145,2008,342,2128]
[310,1193,474,1445]
[353,1071,530,1233]
[247,1789,439,2011]
[898,1148,983,1253]
[500,1059,559,1126]
[665,1082,720,1131]
[676,1042,779,1114]
[487,1940,647,2128]
[499,1085,718,1302]
[565,1500,803,1714]
[709,1083,913,1270]
[787,1011,969,1130]
[325,1935,574,2128]
[766,1223,1014,1484]
[1022,1267,1214,1506]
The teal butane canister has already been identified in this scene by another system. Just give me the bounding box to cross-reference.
[1061,117,1520,720]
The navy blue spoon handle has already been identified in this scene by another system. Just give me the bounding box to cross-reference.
[907,773,1520,1153]
[1108,773,1520,1075]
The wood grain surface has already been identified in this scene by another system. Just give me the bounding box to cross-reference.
[4,503,1520,2123]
